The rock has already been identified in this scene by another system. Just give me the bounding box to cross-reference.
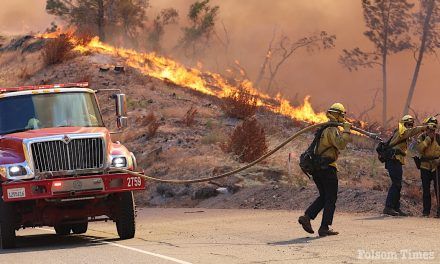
[262,168,284,182]
[193,187,218,200]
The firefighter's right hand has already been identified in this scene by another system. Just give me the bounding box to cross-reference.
[342,122,351,133]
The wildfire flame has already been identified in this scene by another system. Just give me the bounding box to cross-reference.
[37,31,330,124]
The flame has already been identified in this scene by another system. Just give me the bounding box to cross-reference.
[37,33,331,125]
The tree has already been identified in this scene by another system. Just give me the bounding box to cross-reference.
[111,0,149,45]
[46,0,107,41]
[264,31,335,92]
[179,0,219,59]
[339,0,413,127]
[46,0,149,43]
[402,0,440,115]
[148,8,179,52]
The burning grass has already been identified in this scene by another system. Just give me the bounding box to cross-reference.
[221,84,258,119]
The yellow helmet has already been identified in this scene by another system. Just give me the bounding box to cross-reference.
[327,103,346,115]
[400,115,414,124]
[423,116,438,126]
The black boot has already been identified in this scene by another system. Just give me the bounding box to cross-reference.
[395,208,409,217]
[383,207,399,216]
[318,227,339,237]
[298,215,314,234]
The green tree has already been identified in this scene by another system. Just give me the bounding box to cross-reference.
[179,0,219,58]
[148,8,179,52]
[46,0,107,41]
[339,0,413,127]
[46,0,149,43]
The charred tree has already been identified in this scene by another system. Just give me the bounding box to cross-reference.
[339,0,413,127]
[403,0,440,115]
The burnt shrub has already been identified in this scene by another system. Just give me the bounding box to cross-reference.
[182,106,198,127]
[146,112,160,138]
[223,117,268,162]
[221,84,258,119]
[42,33,74,66]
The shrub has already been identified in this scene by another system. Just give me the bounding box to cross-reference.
[74,28,94,46]
[42,33,74,66]
[182,106,198,126]
[145,112,160,138]
[221,84,258,119]
[223,118,268,162]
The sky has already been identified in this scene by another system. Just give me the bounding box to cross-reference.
[0,0,438,122]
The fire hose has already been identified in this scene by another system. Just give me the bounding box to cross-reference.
[114,121,382,184]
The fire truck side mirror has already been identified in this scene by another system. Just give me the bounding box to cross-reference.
[114,94,128,129]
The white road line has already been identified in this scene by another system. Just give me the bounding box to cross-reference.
[36,228,193,264]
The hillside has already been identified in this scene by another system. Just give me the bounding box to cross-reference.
[0,35,426,216]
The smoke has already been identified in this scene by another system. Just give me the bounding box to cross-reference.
[2,0,439,122]
[153,0,439,122]
[0,0,55,35]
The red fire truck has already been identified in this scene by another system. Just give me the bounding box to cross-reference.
[0,83,145,249]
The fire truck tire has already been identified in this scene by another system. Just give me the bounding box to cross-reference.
[115,191,135,240]
[71,222,88,234]
[0,196,16,249]
[54,225,71,235]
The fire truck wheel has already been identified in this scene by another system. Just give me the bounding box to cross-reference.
[0,195,16,249]
[71,222,88,234]
[54,224,71,235]
[115,191,135,240]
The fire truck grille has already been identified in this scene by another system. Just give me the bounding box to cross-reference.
[30,138,105,173]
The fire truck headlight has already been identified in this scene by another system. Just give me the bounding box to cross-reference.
[111,157,127,168]
[8,165,28,177]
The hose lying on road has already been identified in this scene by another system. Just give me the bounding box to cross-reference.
[114,122,381,184]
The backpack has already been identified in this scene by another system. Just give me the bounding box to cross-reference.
[376,130,409,163]
[299,125,336,178]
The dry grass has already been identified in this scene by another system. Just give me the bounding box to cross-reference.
[182,106,198,126]
[42,34,75,66]
[223,117,268,162]
[201,130,225,145]
[405,185,422,201]
[221,84,258,119]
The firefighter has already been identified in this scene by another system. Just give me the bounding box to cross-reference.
[298,103,352,237]
[416,117,440,217]
[383,115,430,216]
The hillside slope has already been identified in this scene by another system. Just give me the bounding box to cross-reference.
[0,36,427,216]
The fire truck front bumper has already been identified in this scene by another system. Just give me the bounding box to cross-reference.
[1,173,146,202]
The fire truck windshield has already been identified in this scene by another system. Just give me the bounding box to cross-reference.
[0,92,104,134]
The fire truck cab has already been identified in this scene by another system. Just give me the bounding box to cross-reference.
[0,83,145,249]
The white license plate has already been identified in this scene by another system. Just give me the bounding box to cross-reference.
[7,188,26,199]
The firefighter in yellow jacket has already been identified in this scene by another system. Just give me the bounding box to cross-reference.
[298,103,352,237]
[383,115,430,216]
[416,117,440,217]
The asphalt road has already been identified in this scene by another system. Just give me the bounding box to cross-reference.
[1,208,440,264]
